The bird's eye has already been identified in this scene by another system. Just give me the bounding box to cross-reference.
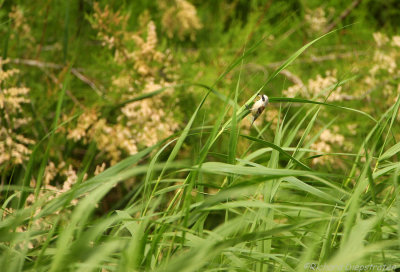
[261,95,265,102]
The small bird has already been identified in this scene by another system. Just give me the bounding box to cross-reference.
[247,94,269,126]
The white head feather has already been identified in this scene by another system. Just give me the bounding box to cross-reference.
[252,94,269,110]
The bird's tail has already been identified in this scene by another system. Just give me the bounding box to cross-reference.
[250,117,255,128]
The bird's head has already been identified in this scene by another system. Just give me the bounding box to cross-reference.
[259,94,269,105]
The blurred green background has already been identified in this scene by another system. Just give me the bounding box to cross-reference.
[1,0,400,271]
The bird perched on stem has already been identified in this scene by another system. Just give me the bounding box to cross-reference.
[246,94,269,127]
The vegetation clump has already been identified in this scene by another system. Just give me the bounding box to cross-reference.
[0,1,400,271]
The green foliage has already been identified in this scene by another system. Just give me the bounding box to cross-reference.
[1,0,400,271]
